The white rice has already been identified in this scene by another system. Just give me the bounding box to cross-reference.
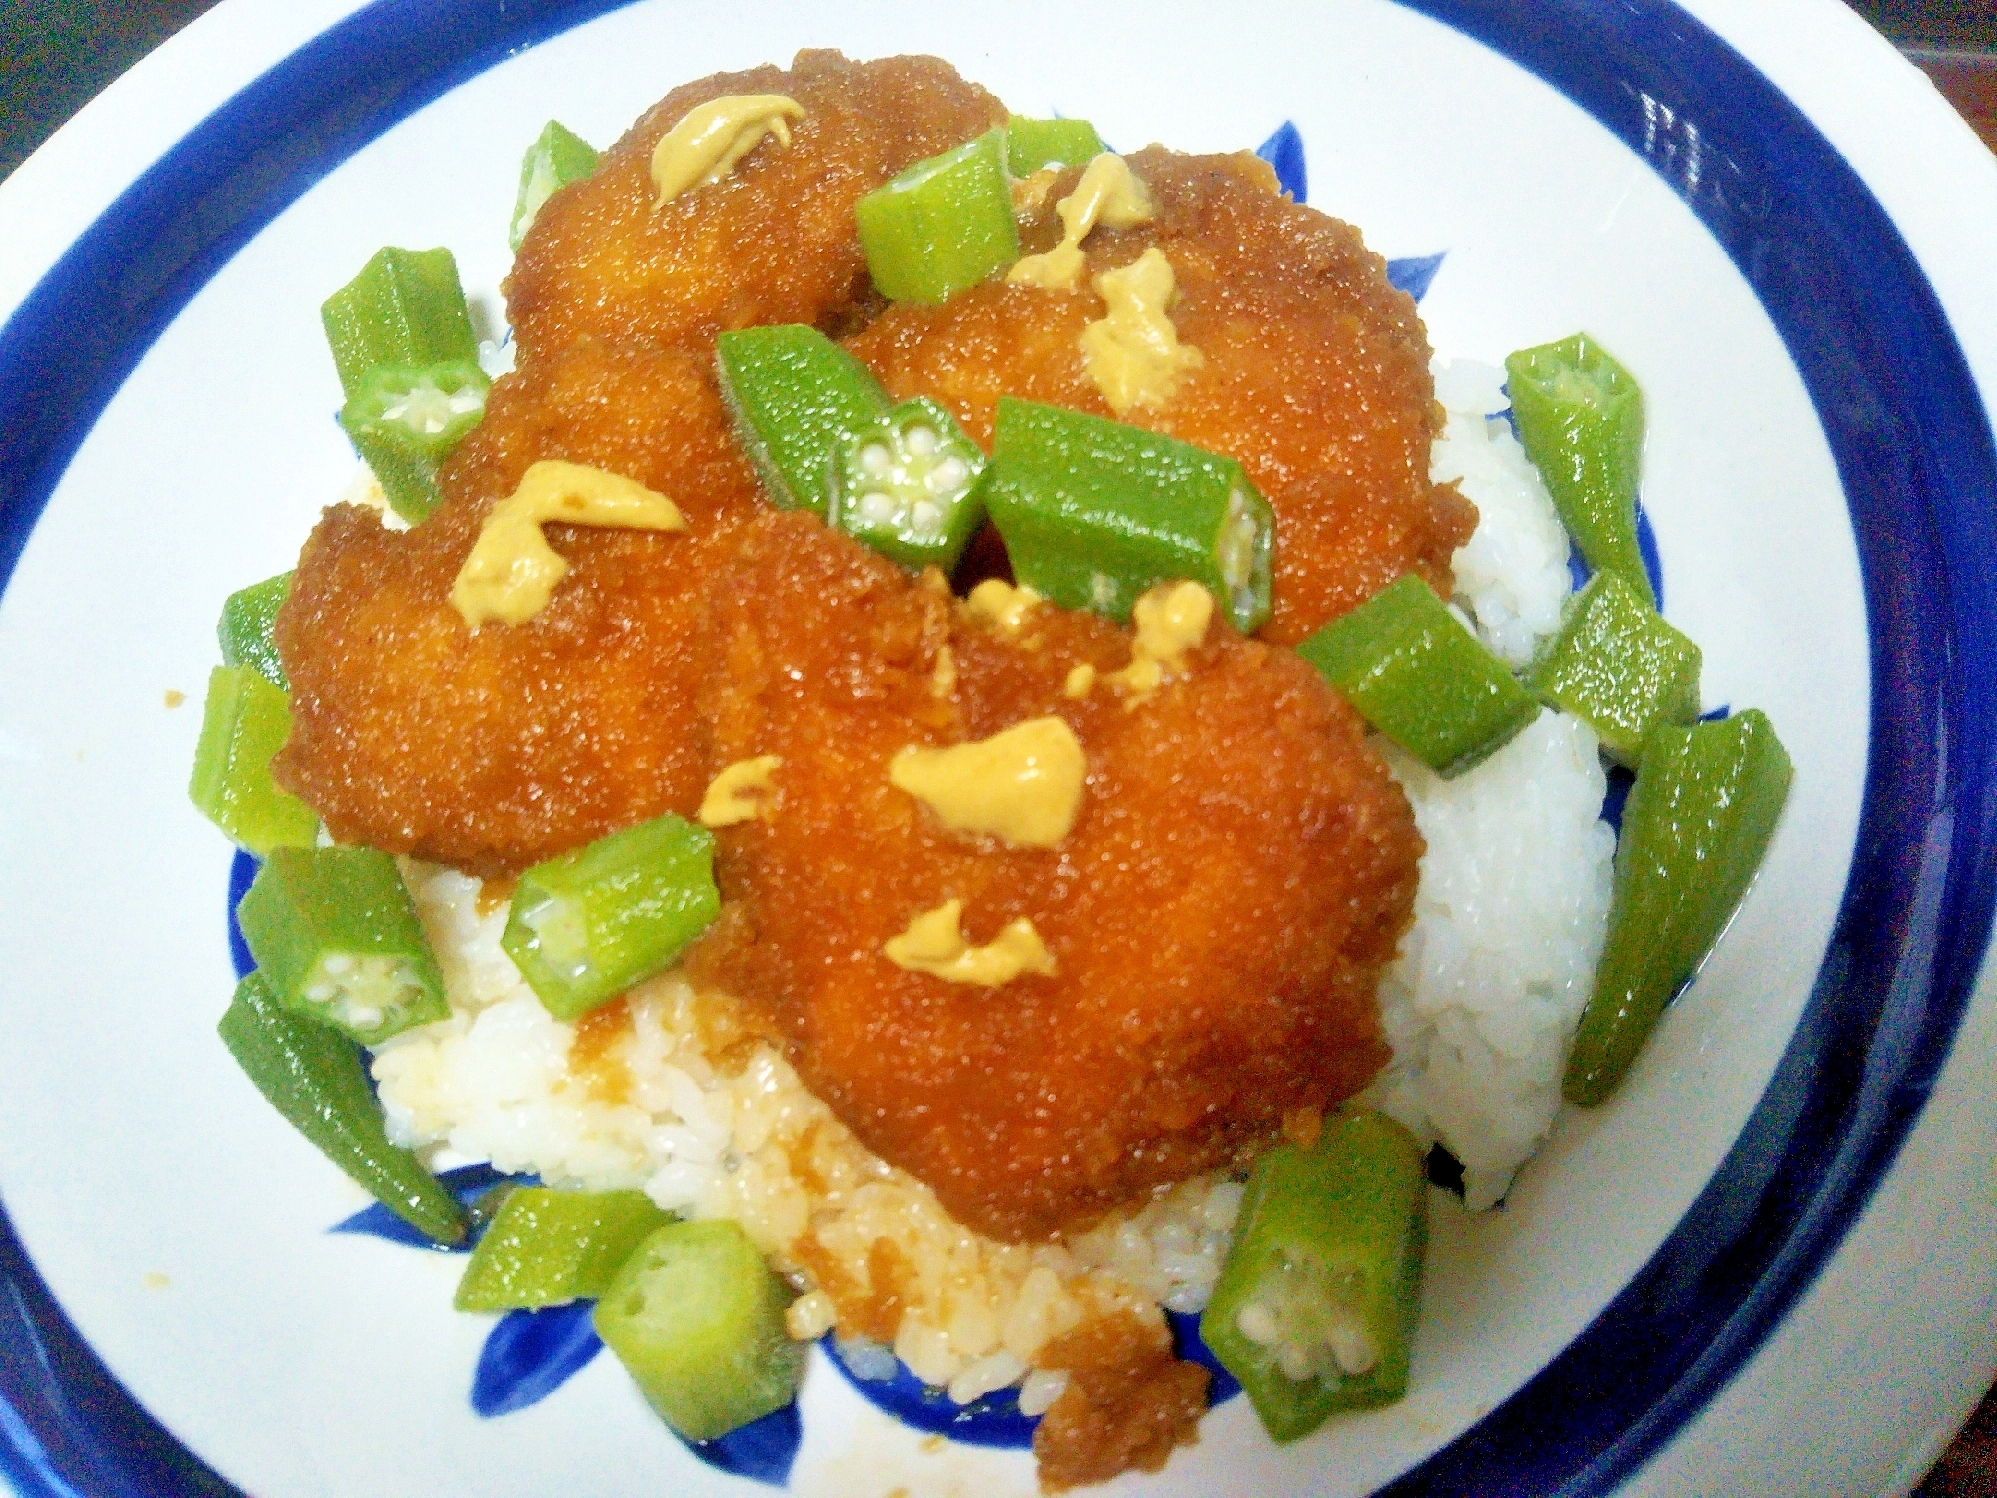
[1365,713,1616,1209]
[367,351,1616,1397]
[1433,358,1574,668]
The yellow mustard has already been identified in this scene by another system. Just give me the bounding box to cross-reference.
[1063,663,1096,699]
[1107,580,1215,705]
[883,899,1058,987]
[962,578,1043,638]
[1080,247,1203,414]
[698,755,782,828]
[450,460,685,629]
[889,716,1085,849]
[650,95,804,208]
[1008,153,1156,292]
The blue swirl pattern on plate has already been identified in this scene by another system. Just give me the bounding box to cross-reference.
[2,2,1995,1495]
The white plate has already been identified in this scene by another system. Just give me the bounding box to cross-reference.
[2,2,1995,1495]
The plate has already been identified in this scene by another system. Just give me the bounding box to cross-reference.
[2,1,1995,1494]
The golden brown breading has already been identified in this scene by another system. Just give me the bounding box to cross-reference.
[682,514,1417,1242]
[504,51,1005,364]
[272,339,762,874]
[841,148,1476,643]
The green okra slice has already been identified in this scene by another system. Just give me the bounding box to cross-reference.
[1295,574,1539,775]
[715,325,892,515]
[593,1219,805,1442]
[217,571,293,691]
[455,1186,671,1312]
[188,664,319,856]
[321,247,480,401]
[1506,332,1653,610]
[236,846,449,1046]
[1200,1109,1428,1442]
[829,397,989,572]
[337,358,492,524]
[1564,709,1792,1106]
[501,812,720,1022]
[855,127,1020,305]
[219,971,466,1245]
[509,119,600,252]
[985,397,1274,633]
[1005,116,1106,175]
[1525,570,1701,766]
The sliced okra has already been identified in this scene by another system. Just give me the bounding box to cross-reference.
[1296,574,1539,776]
[830,397,989,572]
[338,358,491,524]
[235,846,449,1046]
[984,396,1274,633]
[715,325,891,515]
[855,128,1019,305]
[188,664,319,857]
[501,812,720,1022]
[320,247,480,402]
[217,571,293,691]
[509,120,600,251]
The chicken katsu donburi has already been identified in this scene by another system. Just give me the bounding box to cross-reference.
[260,49,1467,1489]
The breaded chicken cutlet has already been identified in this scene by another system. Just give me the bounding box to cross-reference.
[273,49,1450,1243]
[682,515,1415,1242]
[843,148,1475,645]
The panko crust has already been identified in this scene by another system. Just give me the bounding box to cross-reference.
[682,515,1417,1242]
[272,339,761,874]
[504,51,1005,364]
[841,148,1476,643]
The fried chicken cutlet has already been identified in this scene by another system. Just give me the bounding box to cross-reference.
[273,337,762,874]
[842,148,1476,644]
[506,51,1004,363]
[683,514,1417,1242]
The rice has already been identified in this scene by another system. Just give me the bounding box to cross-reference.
[368,353,1616,1402]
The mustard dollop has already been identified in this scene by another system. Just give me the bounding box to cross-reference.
[890,716,1086,849]
[1080,247,1203,414]
[651,95,804,208]
[883,899,1058,987]
[450,460,685,629]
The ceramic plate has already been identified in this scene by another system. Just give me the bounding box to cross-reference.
[3,1,1995,1494]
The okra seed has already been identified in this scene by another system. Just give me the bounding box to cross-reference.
[928,457,968,494]
[857,492,898,527]
[1330,1323,1379,1376]
[860,444,895,478]
[1237,1300,1280,1346]
[911,499,944,534]
[322,953,355,976]
[906,424,939,456]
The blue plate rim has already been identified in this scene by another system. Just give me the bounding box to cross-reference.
[1,1,1992,1495]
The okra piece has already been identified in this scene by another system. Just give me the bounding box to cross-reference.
[1525,570,1701,766]
[338,358,492,523]
[188,664,319,856]
[1506,333,1653,609]
[320,247,480,401]
[217,571,293,691]
[236,846,449,1046]
[1005,116,1106,175]
[715,325,891,515]
[1296,574,1539,775]
[455,1186,671,1312]
[1564,709,1792,1106]
[1200,1109,1427,1441]
[985,397,1275,632]
[830,397,989,572]
[501,812,720,1022]
[509,119,599,251]
[855,128,1019,305]
[592,1219,805,1442]
[219,971,466,1245]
